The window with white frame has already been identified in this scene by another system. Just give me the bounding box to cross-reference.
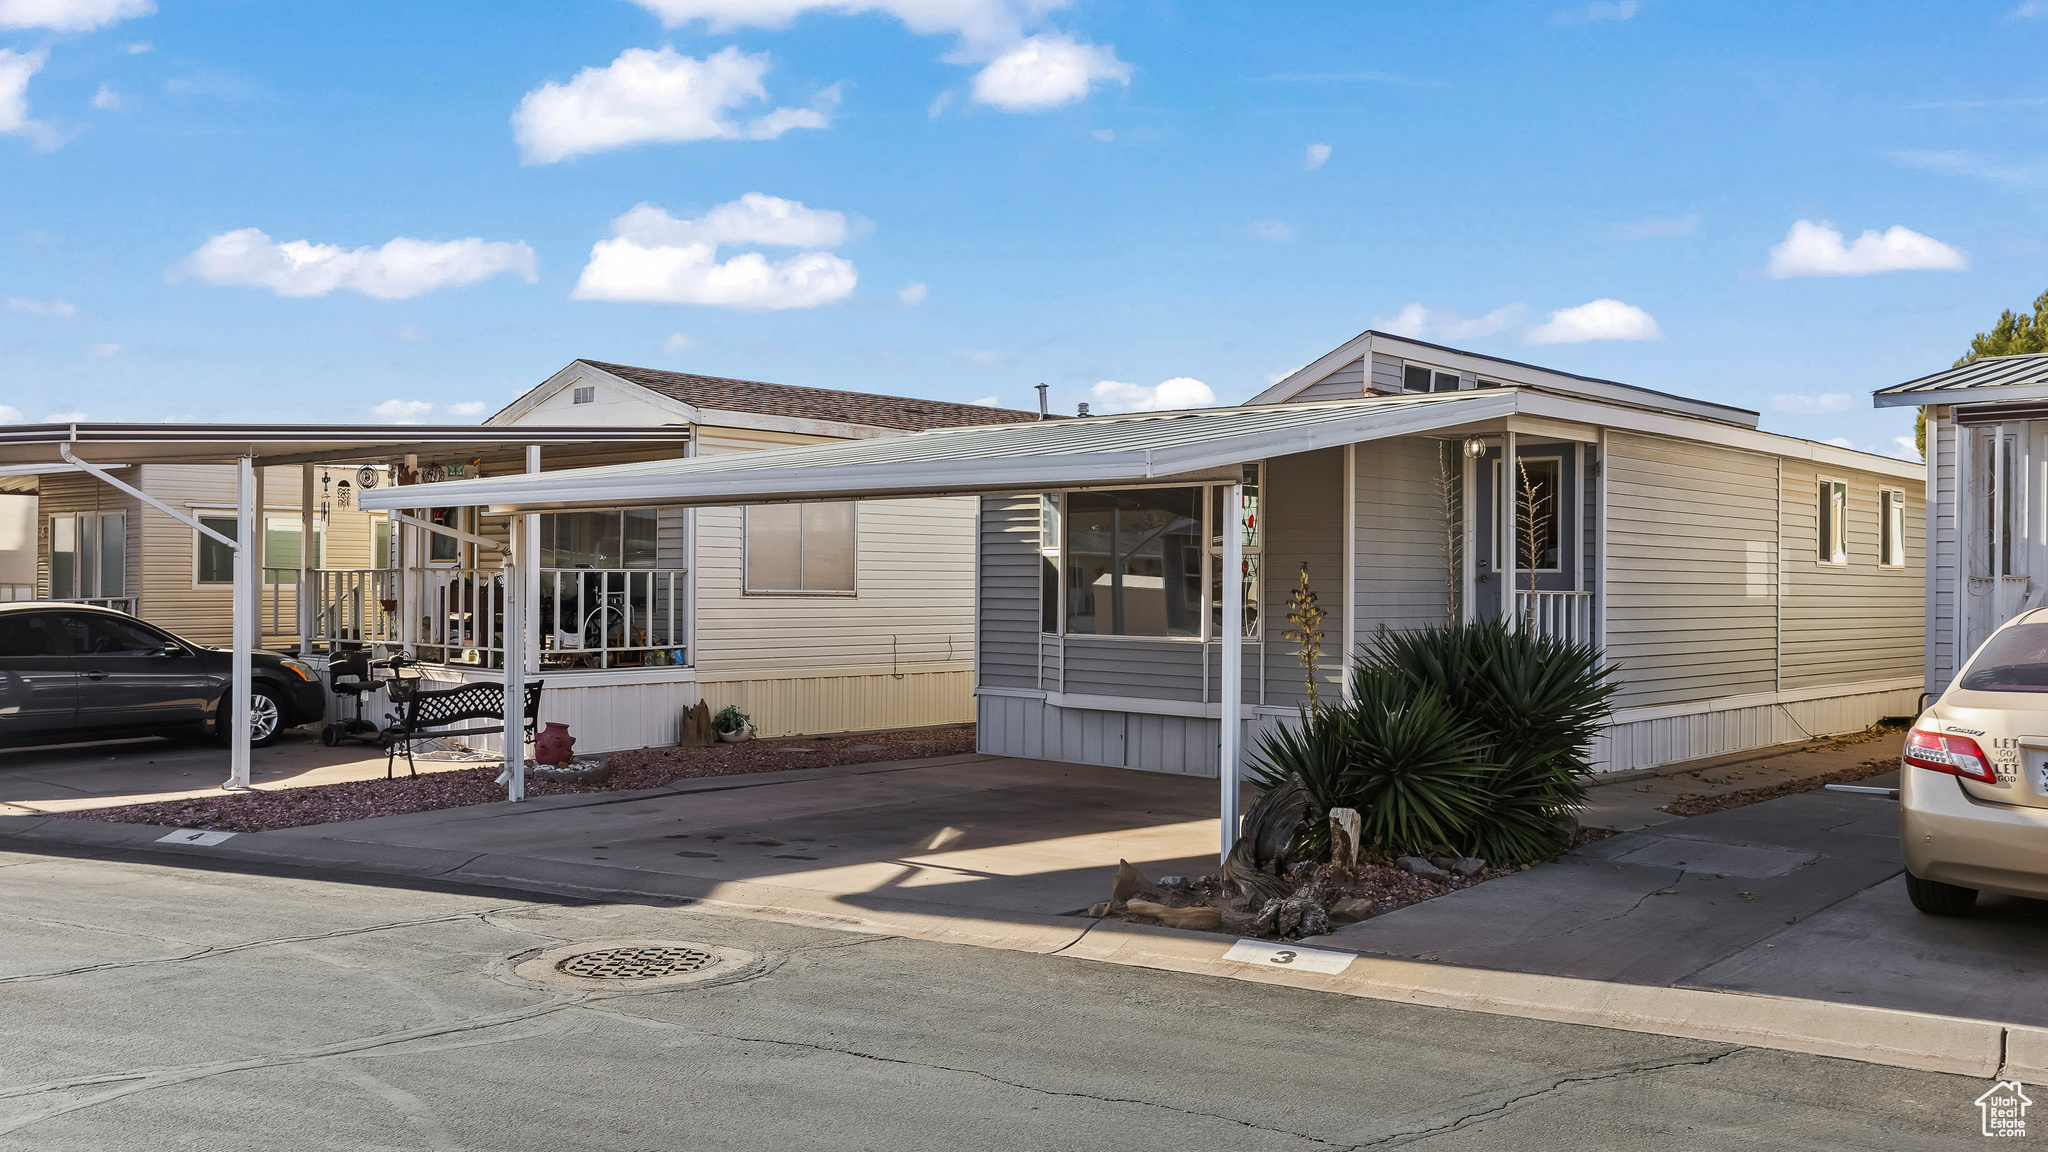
[572,386,595,404]
[1881,488,1907,568]
[196,517,237,584]
[51,512,125,599]
[1818,480,1848,564]
[1040,494,1061,634]
[1041,466,1263,640]
[744,502,856,593]
[263,516,325,571]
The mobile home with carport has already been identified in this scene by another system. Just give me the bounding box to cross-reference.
[367,333,1926,847]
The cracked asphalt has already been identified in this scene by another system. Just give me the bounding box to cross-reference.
[0,844,1999,1150]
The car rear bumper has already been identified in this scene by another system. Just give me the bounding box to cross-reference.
[1901,763,2048,899]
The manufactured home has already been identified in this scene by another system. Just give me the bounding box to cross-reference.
[365,333,1927,814]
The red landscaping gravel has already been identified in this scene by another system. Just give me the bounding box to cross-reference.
[60,724,978,834]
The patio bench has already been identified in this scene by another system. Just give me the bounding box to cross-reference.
[383,679,544,779]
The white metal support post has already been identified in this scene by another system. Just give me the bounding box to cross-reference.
[299,464,315,656]
[229,455,255,789]
[524,446,541,675]
[1219,480,1244,860]
[1502,430,1518,632]
[500,516,526,802]
[1341,443,1356,702]
[247,464,265,650]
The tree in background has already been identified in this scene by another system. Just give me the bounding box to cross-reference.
[1925,289,2048,456]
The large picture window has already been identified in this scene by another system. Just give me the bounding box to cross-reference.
[745,502,856,593]
[1065,487,1203,637]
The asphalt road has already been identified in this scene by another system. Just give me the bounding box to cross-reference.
[0,844,2002,1150]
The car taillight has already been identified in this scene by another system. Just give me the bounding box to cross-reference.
[1903,728,1998,784]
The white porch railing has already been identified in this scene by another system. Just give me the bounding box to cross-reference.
[284,565,689,671]
[1515,590,1596,646]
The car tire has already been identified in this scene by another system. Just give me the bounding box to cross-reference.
[217,684,288,749]
[1905,871,1979,916]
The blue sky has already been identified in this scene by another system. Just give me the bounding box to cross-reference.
[1,0,2043,456]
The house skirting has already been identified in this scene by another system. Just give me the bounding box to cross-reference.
[975,677,1922,779]
[701,667,973,739]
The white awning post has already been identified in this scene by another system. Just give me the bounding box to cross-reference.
[1219,479,1244,860]
[524,446,541,675]
[228,455,255,789]
[501,515,526,802]
[299,464,315,656]
[1503,430,1518,632]
[398,454,417,657]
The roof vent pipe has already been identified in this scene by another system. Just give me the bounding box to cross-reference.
[1036,383,1048,420]
[1077,402,1090,417]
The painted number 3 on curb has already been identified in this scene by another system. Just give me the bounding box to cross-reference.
[1223,939,1355,975]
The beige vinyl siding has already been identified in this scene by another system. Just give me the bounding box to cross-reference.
[1262,447,1345,707]
[691,425,976,685]
[1780,461,1924,690]
[1603,431,1780,709]
[35,472,139,604]
[1294,359,1364,401]
[977,494,1040,689]
[1354,436,1453,636]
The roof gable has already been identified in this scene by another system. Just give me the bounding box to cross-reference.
[578,360,1043,432]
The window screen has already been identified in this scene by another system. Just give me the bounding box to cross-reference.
[744,502,857,593]
[1402,365,1431,392]
[1065,487,1203,637]
[1433,371,1460,393]
[197,517,237,583]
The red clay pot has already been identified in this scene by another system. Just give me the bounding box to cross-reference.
[535,722,575,766]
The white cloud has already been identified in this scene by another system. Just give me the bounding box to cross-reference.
[1611,213,1698,239]
[0,48,53,146]
[0,404,20,422]
[1887,149,2048,189]
[1249,219,1295,242]
[174,229,538,300]
[0,0,152,31]
[372,399,434,424]
[1766,219,1968,278]
[91,84,120,111]
[445,401,488,417]
[44,409,87,421]
[927,90,954,118]
[122,39,148,53]
[897,281,928,305]
[382,322,433,342]
[8,296,76,318]
[1304,142,1331,170]
[1824,436,1856,449]
[85,342,121,357]
[970,395,999,406]
[664,332,696,351]
[2020,1,2045,14]
[1893,435,1922,460]
[956,348,1003,365]
[1091,376,1216,413]
[630,1,1042,54]
[1770,393,1854,415]
[1375,303,1524,342]
[1557,0,1638,23]
[1527,298,1663,344]
[1092,127,1113,141]
[971,34,1129,111]
[513,46,832,164]
[572,195,858,310]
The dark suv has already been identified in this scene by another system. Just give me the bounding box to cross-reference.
[0,603,327,749]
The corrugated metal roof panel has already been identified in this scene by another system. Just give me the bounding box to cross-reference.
[1873,354,2048,407]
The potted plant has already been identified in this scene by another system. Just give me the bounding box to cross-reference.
[712,705,753,743]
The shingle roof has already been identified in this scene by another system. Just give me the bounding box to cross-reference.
[1872,353,2048,407]
[581,360,1044,431]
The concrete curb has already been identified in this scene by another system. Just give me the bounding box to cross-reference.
[3,813,2034,1080]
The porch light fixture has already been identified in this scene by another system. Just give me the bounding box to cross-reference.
[1463,437,1488,459]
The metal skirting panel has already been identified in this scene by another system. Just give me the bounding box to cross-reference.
[977,694,1277,778]
[425,676,704,756]
[703,669,973,740]
[1590,685,1921,773]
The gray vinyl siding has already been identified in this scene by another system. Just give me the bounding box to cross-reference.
[1369,354,1405,394]
[1295,359,1364,401]
[1063,637,1204,700]
[977,494,1040,689]
[1603,431,1780,708]
[976,693,1225,776]
[1354,437,1453,637]
[1929,409,1959,690]
[1263,447,1346,707]
[1780,462,1924,690]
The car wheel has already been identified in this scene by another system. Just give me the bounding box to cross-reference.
[1905,871,1979,916]
[218,685,287,749]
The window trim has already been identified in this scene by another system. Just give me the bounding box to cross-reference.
[1490,454,1566,574]
[193,512,241,587]
[571,386,596,405]
[741,502,859,597]
[1816,477,1849,566]
[51,511,127,599]
[1880,487,1907,569]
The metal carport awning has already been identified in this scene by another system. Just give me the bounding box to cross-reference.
[0,423,693,799]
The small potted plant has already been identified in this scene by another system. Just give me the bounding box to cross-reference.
[712,705,753,743]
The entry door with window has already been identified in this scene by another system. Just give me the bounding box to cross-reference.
[0,612,78,743]
[53,612,213,733]
[1470,445,1578,621]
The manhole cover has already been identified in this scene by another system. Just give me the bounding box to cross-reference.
[506,938,752,991]
[556,945,715,981]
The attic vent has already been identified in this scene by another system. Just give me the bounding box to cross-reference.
[572,386,596,405]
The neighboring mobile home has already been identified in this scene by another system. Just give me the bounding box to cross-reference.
[2,365,1037,752]
[1873,353,2048,693]
[384,332,1926,788]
